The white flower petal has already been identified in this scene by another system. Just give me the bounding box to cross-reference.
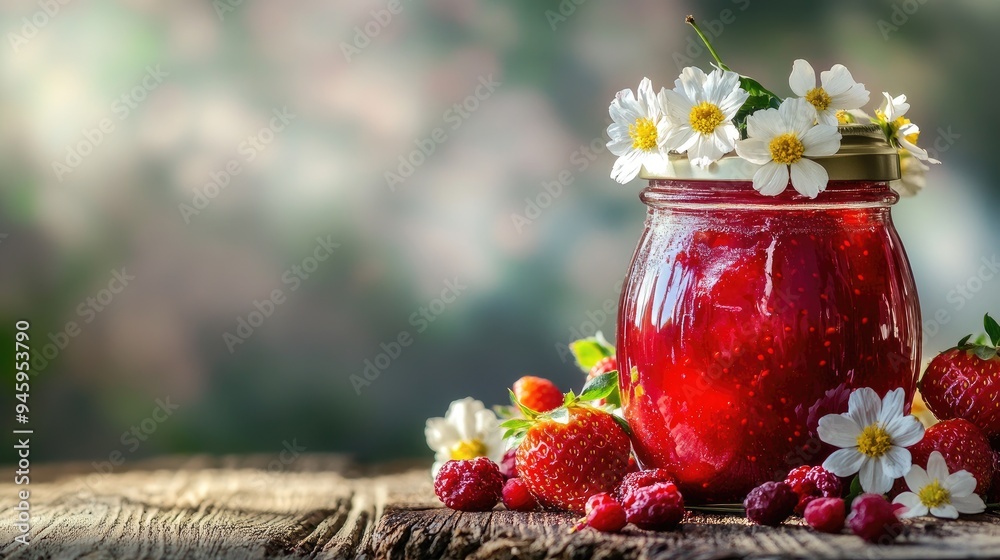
[829,83,870,112]
[663,89,694,124]
[447,398,482,441]
[425,417,460,451]
[745,107,784,140]
[675,66,708,101]
[641,152,669,176]
[886,415,924,447]
[801,124,841,157]
[927,450,950,482]
[944,470,977,498]
[735,138,772,164]
[951,493,986,515]
[905,464,931,492]
[823,447,865,477]
[636,77,658,117]
[818,413,863,447]
[752,162,789,196]
[789,59,816,97]
[893,492,926,518]
[814,109,839,127]
[879,445,911,479]
[820,64,859,97]
[607,135,633,157]
[611,150,643,184]
[881,92,909,121]
[779,97,818,137]
[847,387,881,428]
[878,388,905,425]
[688,135,727,168]
[930,504,959,519]
[790,158,829,198]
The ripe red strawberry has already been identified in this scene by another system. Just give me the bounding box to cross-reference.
[513,376,564,413]
[919,314,1000,446]
[907,419,995,496]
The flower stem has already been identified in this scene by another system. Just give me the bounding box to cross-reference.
[685,15,731,72]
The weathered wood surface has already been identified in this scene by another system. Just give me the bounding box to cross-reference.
[0,455,998,559]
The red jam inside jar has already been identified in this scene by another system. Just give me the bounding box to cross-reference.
[616,179,921,503]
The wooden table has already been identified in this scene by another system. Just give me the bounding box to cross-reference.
[1,455,998,559]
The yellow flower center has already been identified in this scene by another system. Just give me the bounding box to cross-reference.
[917,479,951,509]
[836,110,853,125]
[856,424,893,458]
[875,111,920,145]
[629,118,658,151]
[806,87,832,111]
[449,439,487,460]
[768,133,805,165]
[688,101,726,135]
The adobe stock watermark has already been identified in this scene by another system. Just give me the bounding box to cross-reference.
[179,106,297,224]
[81,397,180,492]
[384,74,501,192]
[555,280,623,365]
[7,0,75,54]
[340,0,413,63]
[878,0,932,41]
[51,65,168,183]
[223,235,340,354]
[545,0,590,31]
[510,136,606,234]
[29,268,135,373]
[351,277,468,394]
[673,0,751,71]
[245,439,307,489]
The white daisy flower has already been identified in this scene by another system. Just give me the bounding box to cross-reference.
[893,451,986,519]
[734,97,842,198]
[660,66,749,168]
[425,397,503,477]
[893,149,930,197]
[788,59,870,126]
[818,387,925,494]
[877,92,942,164]
[606,77,673,183]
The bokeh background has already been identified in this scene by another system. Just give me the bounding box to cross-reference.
[1,0,998,467]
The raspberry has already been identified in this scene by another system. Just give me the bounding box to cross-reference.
[502,478,538,512]
[803,497,846,534]
[622,482,685,531]
[847,494,902,544]
[586,492,618,513]
[513,376,564,413]
[434,457,503,512]
[499,447,518,479]
[585,501,627,533]
[613,468,675,502]
[744,481,797,526]
[784,465,842,514]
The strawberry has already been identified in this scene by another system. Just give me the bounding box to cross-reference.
[919,314,1000,446]
[512,376,564,414]
[907,419,994,497]
[589,356,618,380]
[502,371,631,514]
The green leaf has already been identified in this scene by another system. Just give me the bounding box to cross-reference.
[985,314,1000,347]
[509,389,539,419]
[547,407,570,425]
[569,332,615,372]
[611,413,633,437]
[957,334,973,348]
[579,370,619,402]
[973,334,990,346]
[845,475,863,510]
[974,346,998,361]
[734,76,781,134]
[499,418,532,431]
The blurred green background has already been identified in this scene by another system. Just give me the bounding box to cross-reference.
[1,0,998,466]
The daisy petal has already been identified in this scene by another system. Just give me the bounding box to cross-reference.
[944,470,977,498]
[801,124,842,157]
[817,413,862,447]
[752,162,789,196]
[893,492,925,518]
[847,387,881,428]
[611,150,643,184]
[859,457,886,493]
[904,464,930,492]
[790,158,829,198]
[930,504,959,519]
[887,415,924,447]
[927,450,950,482]
[789,59,816,97]
[879,445,911,479]
[823,447,865,477]
[425,417,460,451]
[819,64,858,97]
[951,493,986,515]
[735,138,772,164]
[878,388,906,424]
[746,107,784,140]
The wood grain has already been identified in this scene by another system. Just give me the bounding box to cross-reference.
[0,455,997,559]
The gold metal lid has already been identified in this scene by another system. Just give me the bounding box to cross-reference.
[639,124,900,181]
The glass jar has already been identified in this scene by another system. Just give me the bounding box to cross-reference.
[616,125,920,503]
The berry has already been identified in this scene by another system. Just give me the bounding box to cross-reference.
[589,356,619,380]
[784,465,842,514]
[502,478,538,512]
[621,482,685,531]
[803,497,846,534]
[613,468,675,503]
[498,447,518,479]
[847,494,902,544]
[514,406,631,513]
[919,315,1000,446]
[744,481,797,526]
[908,419,994,496]
[585,492,618,513]
[513,376,564,413]
[586,503,628,533]
[434,457,503,512]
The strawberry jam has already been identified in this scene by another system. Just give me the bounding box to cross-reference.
[617,180,921,503]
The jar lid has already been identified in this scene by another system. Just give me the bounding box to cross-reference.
[639,124,901,181]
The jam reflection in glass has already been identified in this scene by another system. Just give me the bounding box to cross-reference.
[617,180,920,503]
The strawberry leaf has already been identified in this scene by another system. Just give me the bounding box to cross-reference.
[509,389,539,419]
[547,407,570,425]
[957,334,973,348]
[500,418,533,431]
[579,370,619,402]
[974,346,998,361]
[569,332,615,372]
[734,76,781,134]
[611,413,633,437]
[985,313,1000,347]
[845,475,863,510]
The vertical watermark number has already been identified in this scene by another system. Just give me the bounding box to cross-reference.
[12,320,32,546]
